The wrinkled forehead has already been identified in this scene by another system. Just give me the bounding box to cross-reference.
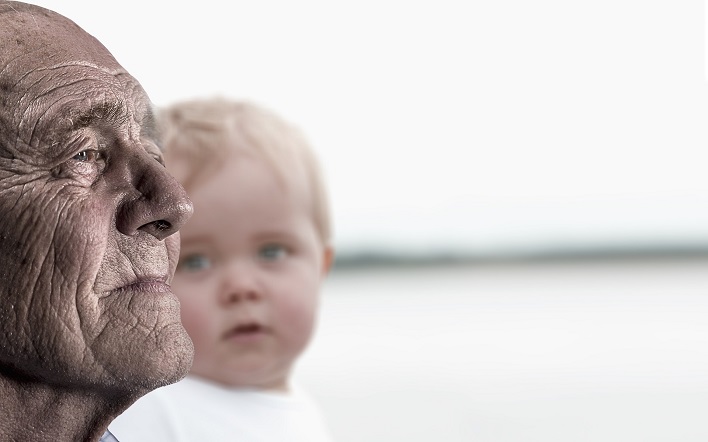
[0,2,153,150]
[0,3,121,73]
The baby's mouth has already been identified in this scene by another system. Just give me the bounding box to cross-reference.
[223,322,266,339]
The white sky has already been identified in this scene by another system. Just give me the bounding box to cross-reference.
[29,0,708,254]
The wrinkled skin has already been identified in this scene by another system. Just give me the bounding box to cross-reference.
[0,2,194,440]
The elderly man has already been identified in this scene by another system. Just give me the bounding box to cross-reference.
[0,2,194,440]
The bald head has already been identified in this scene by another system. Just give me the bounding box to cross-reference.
[0,2,116,64]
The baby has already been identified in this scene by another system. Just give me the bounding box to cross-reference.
[110,98,335,441]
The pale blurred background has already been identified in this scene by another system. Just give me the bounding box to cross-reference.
[33,1,708,440]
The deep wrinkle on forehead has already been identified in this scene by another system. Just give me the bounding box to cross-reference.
[0,4,164,162]
[1,43,147,145]
[12,59,126,87]
[29,79,159,156]
[0,72,151,159]
[24,97,153,163]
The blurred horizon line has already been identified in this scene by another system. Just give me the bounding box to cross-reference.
[331,242,708,270]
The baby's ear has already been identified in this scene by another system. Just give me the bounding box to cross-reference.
[321,245,335,275]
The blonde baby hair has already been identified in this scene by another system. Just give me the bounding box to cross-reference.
[160,97,332,243]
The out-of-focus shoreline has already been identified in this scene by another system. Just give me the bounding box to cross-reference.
[331,244,708,271]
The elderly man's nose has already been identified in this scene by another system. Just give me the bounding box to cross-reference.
[116,156,193,240]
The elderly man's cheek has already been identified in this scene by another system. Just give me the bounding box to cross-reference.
[0,187,102,294]
[0,186,110,377]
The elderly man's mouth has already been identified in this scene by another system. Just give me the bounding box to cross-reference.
[116,277,171,294]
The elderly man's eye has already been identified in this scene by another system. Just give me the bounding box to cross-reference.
[151,153,166,167]
[143,140,166,167]
[53,147,108,185]
[72,150,104,162]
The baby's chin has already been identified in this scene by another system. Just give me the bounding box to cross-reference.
[190,366,291,392]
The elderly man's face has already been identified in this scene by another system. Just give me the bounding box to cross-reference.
[0,5,194,391]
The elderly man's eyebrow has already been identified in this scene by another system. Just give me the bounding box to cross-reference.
[67,101,127,130]
[62,101,161,144]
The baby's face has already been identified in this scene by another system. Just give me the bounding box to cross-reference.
[172,154,331,390]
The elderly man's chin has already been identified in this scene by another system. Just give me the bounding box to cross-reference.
[91,287,194,392]
[111,338,194,393]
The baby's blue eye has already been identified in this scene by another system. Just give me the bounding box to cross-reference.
[178,254,211,272]
[259,244,287,261]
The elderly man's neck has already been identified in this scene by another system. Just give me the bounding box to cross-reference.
[0,374,135,441]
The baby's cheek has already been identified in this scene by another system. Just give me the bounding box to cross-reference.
[178,298,202,334]
[176,293,213,345]
[178,300,218,375]
[278,289,319,345]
